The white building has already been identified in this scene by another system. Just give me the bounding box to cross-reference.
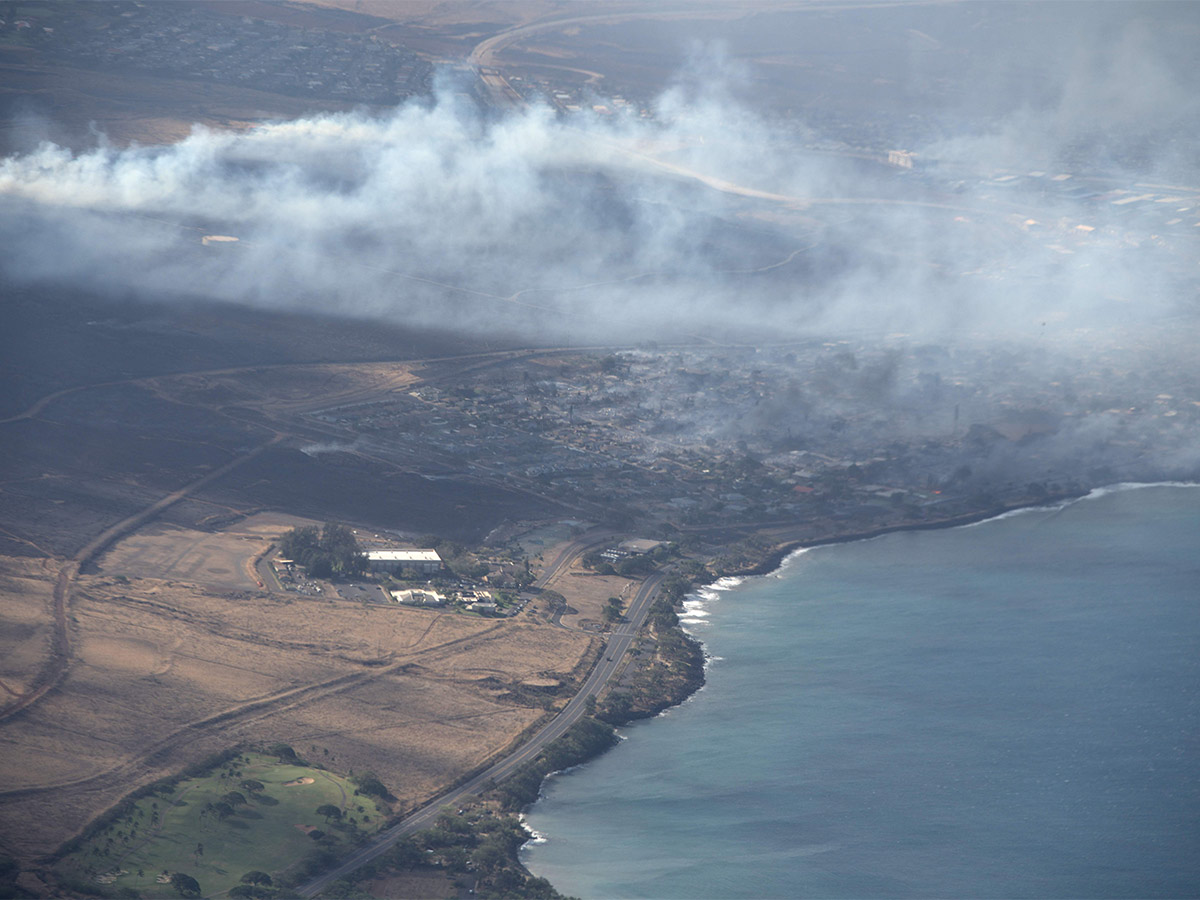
[365,549,443,576]
[390,588,446,607]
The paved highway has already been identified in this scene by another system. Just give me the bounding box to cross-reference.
[298,566,669,897]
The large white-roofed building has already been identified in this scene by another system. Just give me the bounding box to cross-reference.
[364,549,443,576]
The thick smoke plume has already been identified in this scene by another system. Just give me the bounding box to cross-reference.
[1,53,1194,347]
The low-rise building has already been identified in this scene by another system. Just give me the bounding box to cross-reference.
[365,549,443,576]
[390,588,446,607]
[618,538,665,555]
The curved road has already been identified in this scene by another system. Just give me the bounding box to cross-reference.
[0,433,284,722]
[533,529,617,591]
[298,567,668,898]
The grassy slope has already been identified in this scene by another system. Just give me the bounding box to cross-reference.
[55,752,385,898]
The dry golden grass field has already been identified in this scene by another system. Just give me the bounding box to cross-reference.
[144,362,422,417]
[0,556,58,701]
[0,544,596,863]
[98,513,304,591]
[552,565,636,632]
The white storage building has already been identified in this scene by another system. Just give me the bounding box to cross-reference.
[365,549,443,576]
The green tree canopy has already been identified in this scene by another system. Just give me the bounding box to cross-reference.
[240,871,272,886]
[351,772,389,799]
[315,804,342,822]
[602,598,624,624]
[617,554,655,576]
[170,872,201,897]
[278,524,365,578]
[387,838,423,870]
[212,801,235,821]
[470,841,506,873]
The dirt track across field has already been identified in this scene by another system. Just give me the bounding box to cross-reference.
[0,354,599,865]
[0,556,596,859]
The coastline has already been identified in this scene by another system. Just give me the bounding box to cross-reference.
[516,497,1092,874]
[522,481,1200,890]
[532,495,1095,774]
[734,481,1200,579]
[519,482,1200,898]
[721,492,1088,579]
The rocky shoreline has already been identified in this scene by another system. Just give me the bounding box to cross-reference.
[722,492,1085,579]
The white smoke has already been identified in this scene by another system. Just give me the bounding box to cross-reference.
[0,45,1194,346]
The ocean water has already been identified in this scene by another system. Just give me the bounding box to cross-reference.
[522,484,1200,898]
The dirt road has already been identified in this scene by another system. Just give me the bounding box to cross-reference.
[0,433,284,723]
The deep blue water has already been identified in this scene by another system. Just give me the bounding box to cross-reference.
[522,485,1200,898]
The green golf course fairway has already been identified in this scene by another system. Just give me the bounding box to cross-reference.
[55,751,385,897]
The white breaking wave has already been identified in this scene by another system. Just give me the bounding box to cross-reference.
[1083,481,1200,499]
[680,597,710,626]
[776,544,816,571]
[680,576,743,632]
[518,814,548,846]
[961,501,1071,527]
[964,481,1200,528]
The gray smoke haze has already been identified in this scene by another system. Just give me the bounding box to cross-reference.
[0,34,1196,348]
[925,3,1200,173]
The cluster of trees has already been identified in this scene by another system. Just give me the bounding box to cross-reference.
[413,533,537,588]
[602,596,624,624]
[170,872,201,897]
[416,534,491,581]
[278,524,364,578]
[350,771,391,801]
[581,549,663,577]
[356,808,566,899]
[228,870,274,899]
[199,791,247,824]
[494,717,618,811]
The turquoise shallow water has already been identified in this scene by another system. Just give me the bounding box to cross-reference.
[522,485,1200,899]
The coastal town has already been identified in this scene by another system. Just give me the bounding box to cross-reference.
[308,337,1198,567]
[5,2,431,106]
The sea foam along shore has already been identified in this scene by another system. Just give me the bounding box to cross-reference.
[752,481,1200,576]
[725,490,1090,579]
[672,496,1088,694]
[679,575,744,628]
[683,482,1200,677]
[961,480,1200,528]
[528,480,1200,900]
[676,576,745,681]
